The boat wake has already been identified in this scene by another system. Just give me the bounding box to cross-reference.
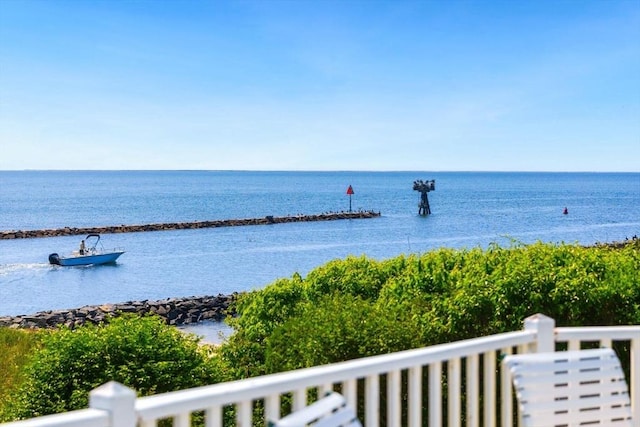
[0,263,50,274]
[0,263,51,284]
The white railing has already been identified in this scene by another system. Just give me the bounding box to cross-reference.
[3,314,638,427]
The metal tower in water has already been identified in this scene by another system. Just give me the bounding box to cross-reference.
[413,179,435,215]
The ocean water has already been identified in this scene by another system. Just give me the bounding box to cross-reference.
[1,171,639,319]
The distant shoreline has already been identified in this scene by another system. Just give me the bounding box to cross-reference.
[0,211,381,240]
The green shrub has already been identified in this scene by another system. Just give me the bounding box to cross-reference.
[264,293,422,373]
[304,255,395,300]
[222,275,307,378]
[3,314,224,420]
[220,241,640,379]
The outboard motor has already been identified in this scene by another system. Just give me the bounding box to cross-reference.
[48,253,61,265]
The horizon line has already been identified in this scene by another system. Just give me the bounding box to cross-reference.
[1,169,638,174]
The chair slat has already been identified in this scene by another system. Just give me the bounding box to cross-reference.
[314,407,359,427]
[517,381,630,402]
[522,394,632,413]
[269,392,362,427]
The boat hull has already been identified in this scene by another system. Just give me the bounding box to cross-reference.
[49,251,125,266]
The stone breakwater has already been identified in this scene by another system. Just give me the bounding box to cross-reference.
[0,211,381,239]
[0,294,238,329]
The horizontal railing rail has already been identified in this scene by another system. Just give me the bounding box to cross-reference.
[1,409,109,427]
[2,314,638,427]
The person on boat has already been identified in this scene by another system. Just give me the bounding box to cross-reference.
[79,239,85,255]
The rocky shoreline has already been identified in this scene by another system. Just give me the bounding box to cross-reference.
[0,211,381,239]
[0,294,238,329]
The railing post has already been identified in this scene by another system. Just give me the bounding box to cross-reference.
[89,381,137,427]
[524,313,555,353]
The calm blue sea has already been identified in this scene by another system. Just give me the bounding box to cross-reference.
[1,171,639,319]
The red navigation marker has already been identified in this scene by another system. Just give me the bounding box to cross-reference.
[346,185,354,212]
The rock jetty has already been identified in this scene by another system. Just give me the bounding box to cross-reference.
[0,294,237,329]
[0,211,381,239]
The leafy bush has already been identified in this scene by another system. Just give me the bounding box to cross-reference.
[264,293,422,373]
[3,314,224,420]
[221,241,640,378]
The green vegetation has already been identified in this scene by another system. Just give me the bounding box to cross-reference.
[1,315,224,421]
[1,240,638,421]
[0,328,42,405]
[222,240,640,378]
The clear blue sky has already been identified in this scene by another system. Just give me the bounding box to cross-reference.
[1,0,638,171]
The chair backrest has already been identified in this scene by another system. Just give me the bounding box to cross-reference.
[268,391,362,427]
[503,348,633,427]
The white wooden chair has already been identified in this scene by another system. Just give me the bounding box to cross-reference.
[503,348,633,426]
[268,391,362,427]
